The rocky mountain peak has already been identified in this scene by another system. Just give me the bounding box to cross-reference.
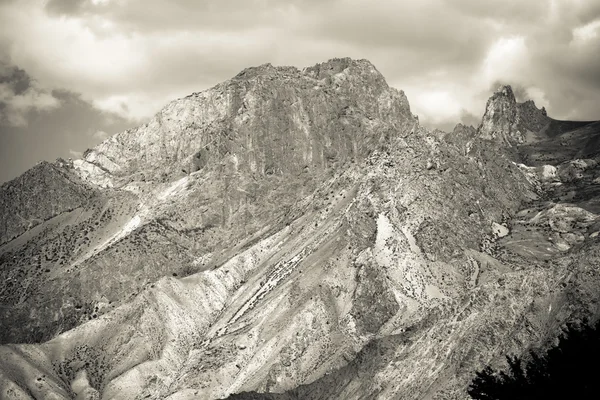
[73,58,416,189]
[496,84,515,98]
[232,62,298,81]
[478,84,519,143]
[0,160,93,245]
[303,57,382,80]
[478,84,550,145]
[517,98,550,133]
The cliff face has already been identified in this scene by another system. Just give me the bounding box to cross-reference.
[75,58,415,187]
[1,59,600,400]
[478,85,550,145]
[0,160,95,244]
[1,58,419,344]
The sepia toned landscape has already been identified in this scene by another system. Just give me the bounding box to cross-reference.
[2,1,600,399]
[1,57,600,399]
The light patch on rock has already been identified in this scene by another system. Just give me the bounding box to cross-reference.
[73,159,114,188]
[513,162,560,187]
[492,222,509,238]
[425,284,445,299]
[545,204,597,233]
[192,253,213,267]
[513,162,540,188]
[554,240,571,252]
[539,165,558,181]
[374,213,447,304]
[79,211,146,264]
[71,370,100,400]
[122,182,142,195]
[401,225,423,255]
[158,176,190,201]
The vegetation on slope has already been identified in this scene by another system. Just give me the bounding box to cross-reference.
[469,319,600,400]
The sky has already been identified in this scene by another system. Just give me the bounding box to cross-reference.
[1,0,600,184]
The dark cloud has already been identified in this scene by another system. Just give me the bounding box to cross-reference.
[0,64,31,95]
[45,0,85,16]
[543,42,600,91]
[554,0,600,25]
[0,67,133,184]
[0,60,60,127]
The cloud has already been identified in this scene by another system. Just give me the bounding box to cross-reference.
[0,62,60,126]
[0,78,132,184]
[69,148,83,158]
[91,129,109,140]
[0,0,282,121]
[412,90,462,126]
[572,19,600,42]
[45,0,86,16]
[525,87,549,108]
[0,0,599,133]
[481,36,528,84]
[458,109,482,128]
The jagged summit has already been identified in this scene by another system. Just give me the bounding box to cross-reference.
[77,62,564,192]
[518,98,550,133]
[303,57,383,80]
[478,84,550,145]
[521,99,547,116]
[231,58,384,82]
[73,57,416,189]
[495,84,516,98]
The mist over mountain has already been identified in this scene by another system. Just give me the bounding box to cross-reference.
[1,58,600,400]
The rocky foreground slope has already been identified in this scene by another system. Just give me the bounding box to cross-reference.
[1,58,600,399]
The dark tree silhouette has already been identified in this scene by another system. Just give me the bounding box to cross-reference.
[468,319,600,399]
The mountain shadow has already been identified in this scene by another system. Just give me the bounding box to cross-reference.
[469,319,600,400]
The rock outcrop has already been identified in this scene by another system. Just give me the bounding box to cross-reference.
[0,160,95,245]
[478,85,550,145]
[75,58,416,188]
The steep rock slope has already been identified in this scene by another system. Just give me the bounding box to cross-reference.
[0,60,599,400]
[230,87,600,400]
[0,160,95,245]
[0,136,535,399]
[0,58,417,344]
[75,58,414,187]
[0,176,139,343]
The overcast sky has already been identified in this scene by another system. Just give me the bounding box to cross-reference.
[1,0,599,183]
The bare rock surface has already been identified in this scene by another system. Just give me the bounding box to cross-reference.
[0,160,96,245]
[75,58,414,188]
[1,60,600,400]
[478,85,550,145]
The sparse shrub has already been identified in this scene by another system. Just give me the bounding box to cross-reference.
[469,319,600,399]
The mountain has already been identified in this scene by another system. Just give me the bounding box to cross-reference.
[0,160,96,245]
[1,59,600,400]
[478,85,550,145]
